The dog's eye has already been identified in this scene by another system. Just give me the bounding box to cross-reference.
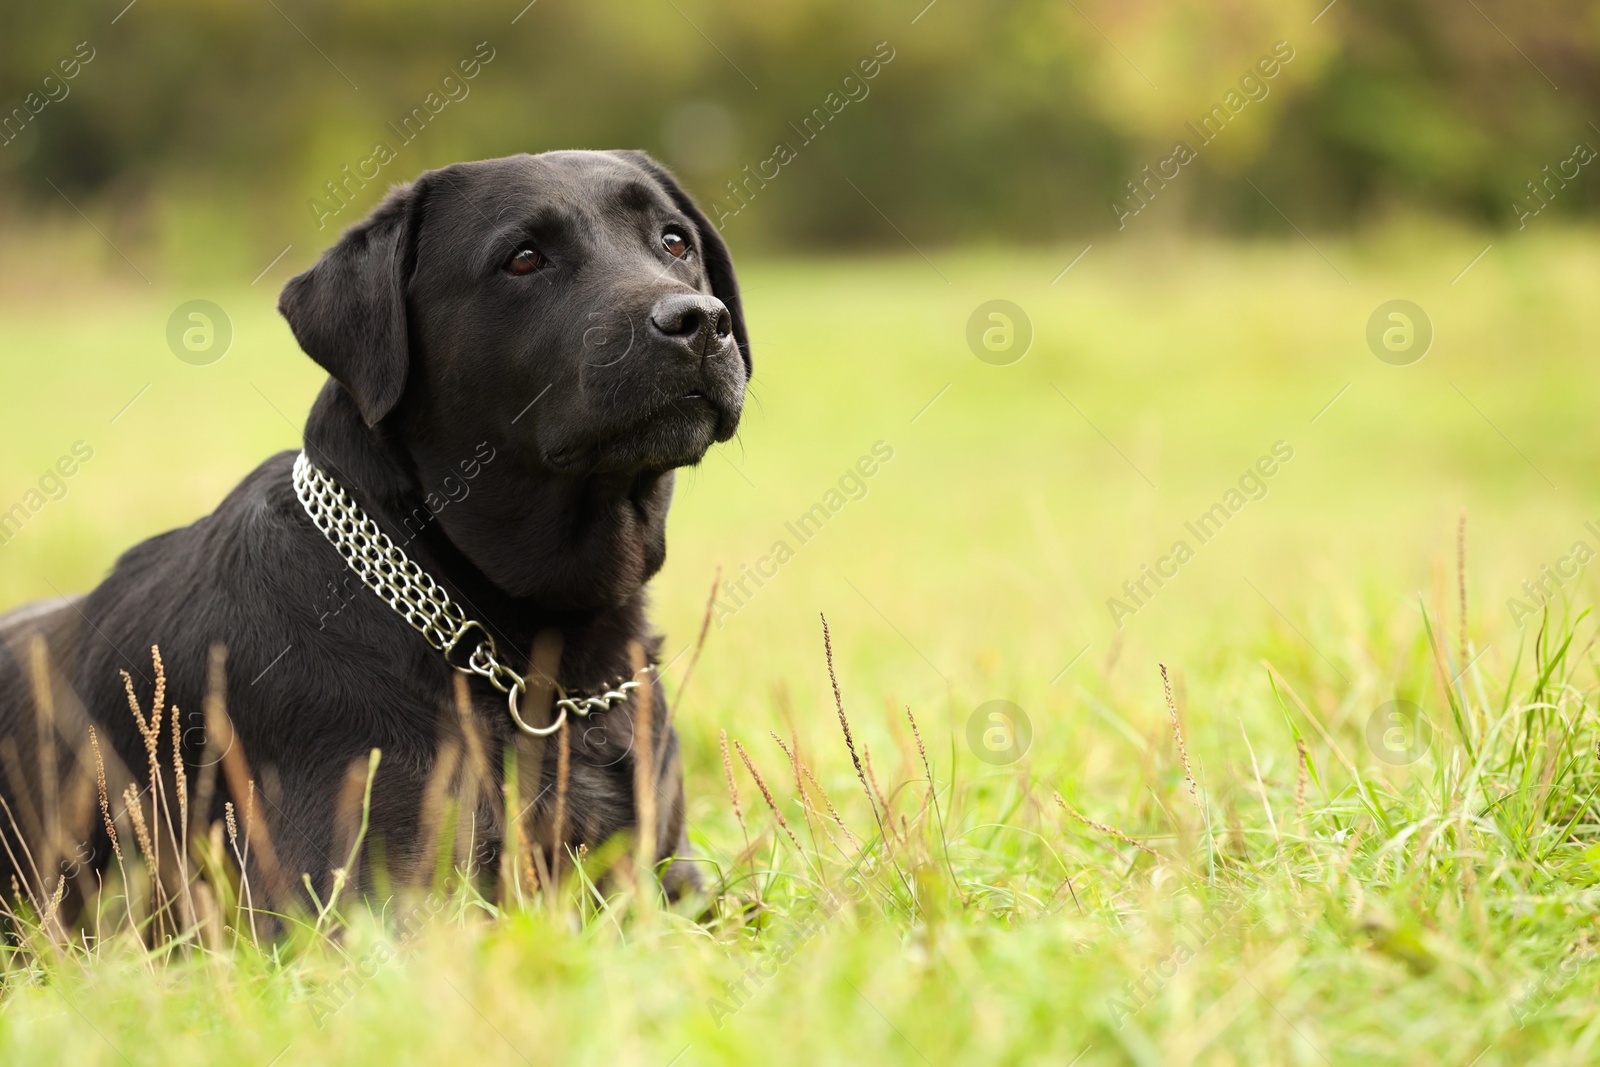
[662,231,689,259]
[505,247,544,275]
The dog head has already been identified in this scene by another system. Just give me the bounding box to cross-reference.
[279,150,749,479]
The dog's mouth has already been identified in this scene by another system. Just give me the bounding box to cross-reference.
[544,390,732,474]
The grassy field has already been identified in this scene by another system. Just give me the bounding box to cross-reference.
[1,226,1599,1064]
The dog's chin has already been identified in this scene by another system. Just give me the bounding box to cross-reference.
[547,396,731,475]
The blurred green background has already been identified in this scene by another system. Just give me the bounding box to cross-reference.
[0,0,1596,738]
[2,0,1599,274]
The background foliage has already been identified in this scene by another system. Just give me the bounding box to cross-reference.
[2,0,1599,270]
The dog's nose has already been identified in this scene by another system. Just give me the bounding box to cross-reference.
[648,294,732,359]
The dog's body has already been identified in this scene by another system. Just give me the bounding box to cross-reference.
[0,150,748,905]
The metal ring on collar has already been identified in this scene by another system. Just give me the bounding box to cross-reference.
[506,677,571,737]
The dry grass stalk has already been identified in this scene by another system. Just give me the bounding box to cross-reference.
[907,703,966,904]
[172,705,189,855]
[630,642,657,898]
[332,758,370,881]
[223,800,255,944]
[861,744,896,839]
[45,871,67,916]
[1226,802,1248,857]
[1457,509,1468,673]
[1335,820,1365,885]
[1266,663,1362,781]
[124,783,154,866]
[20,640,81,946]
[1161,664,1203,811]
[190,646,229,860]
[89,726,122,865]
[905,705,932,792]
[27,637,60,886]
[162,717,200,932]
[527,832,553,910]
[119,650,162,778]
[508,726,546,907]
[797,759,861,852]
[206,694,288,905]
[244,782,255,872]
[417,740,462,880]
[769,731,806,804]
[27,869,71,949]
[515,817,537,904]
[89,730,119,862]
[1420,595,1468,734]
[120,646,178,923]
[769,731,823,852]
[1294,736,1309,820]
[550,718,570,889]
[0,792,48,931]
[821,614,891,846]
[720,728,749,851]
[732,738,804,857]
[1053,792,1160,858]
[205,820,225,879]
[451,673,499,830]
[56,771,96,889]
[191,880,222,952]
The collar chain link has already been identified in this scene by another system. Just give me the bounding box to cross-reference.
[291,451,646,737]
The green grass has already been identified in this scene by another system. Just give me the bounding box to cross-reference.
[3,226,1600,1064]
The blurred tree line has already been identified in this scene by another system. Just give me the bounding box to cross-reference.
[0,0,1596,268]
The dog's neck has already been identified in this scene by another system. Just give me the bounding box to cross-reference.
[301,382,670,621]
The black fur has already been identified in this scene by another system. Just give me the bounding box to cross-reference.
[0,150,748,909]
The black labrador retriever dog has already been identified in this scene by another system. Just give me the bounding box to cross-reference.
[0,150,747,910]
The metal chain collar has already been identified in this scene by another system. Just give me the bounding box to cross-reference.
[291,451,646,736]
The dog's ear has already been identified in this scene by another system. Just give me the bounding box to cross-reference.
[277,181,424,427]
[612,150,751,375]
